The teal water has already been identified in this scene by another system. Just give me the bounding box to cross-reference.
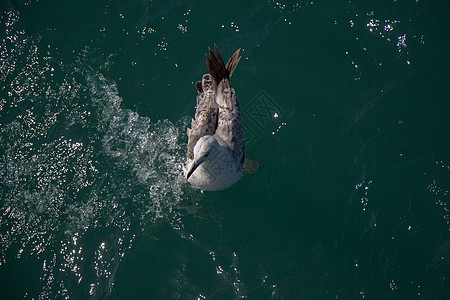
[1,0,449,298]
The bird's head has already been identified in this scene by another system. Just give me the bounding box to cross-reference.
[186,135,220,179]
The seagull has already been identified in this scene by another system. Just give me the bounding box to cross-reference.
[185,45,245,191]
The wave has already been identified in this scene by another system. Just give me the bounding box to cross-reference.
[0,13,190,296]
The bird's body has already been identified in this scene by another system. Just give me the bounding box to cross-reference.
[185,45,244,191]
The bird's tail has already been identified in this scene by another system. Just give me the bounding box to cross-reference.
[205,44,241,84]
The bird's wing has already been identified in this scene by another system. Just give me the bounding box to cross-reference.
[186,74,218,160]
[204,45,244,163]
[214,79,245,163]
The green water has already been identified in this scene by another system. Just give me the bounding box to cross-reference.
[1,0,449,298]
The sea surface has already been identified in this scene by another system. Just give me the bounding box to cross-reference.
[1,0,449,299]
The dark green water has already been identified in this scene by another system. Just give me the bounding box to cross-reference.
[1,0,449,298]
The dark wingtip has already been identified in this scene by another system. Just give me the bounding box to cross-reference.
[195,81,203,94]
[226,48,241,78]
[205,44,241,83]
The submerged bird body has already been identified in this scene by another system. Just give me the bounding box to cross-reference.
[185,45,244,191]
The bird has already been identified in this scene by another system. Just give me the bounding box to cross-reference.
[185,44,245,191]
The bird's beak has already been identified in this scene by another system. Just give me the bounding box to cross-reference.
[186,160,200,179]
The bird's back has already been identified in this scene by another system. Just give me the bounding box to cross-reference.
[186,45,244,190]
